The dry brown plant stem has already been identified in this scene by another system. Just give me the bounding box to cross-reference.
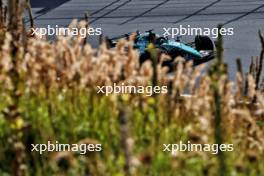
[119,106,133,176]
[25,0,34,28]
[213,24,226,176]
[256,31,264,90]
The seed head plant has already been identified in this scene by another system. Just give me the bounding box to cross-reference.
[0,1,264,176]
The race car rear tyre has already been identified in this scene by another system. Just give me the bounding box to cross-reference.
[195,35,215,51]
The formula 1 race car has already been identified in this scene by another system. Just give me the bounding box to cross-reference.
[107,30,215,71]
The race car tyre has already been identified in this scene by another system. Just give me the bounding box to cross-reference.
[195,35,215,51]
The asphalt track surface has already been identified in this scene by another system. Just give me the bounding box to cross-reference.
[26,0,264,79]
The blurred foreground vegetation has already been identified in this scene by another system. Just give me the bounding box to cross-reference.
[0,0,264,175]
